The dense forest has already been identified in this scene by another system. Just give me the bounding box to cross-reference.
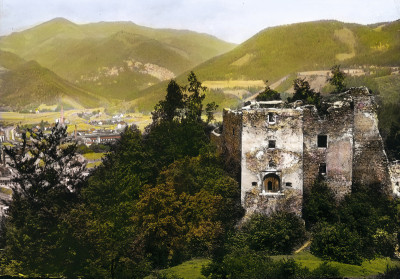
[1,72,400,278]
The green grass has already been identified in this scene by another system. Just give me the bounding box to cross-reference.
[146,259,210,279]
[272,251,400,277]
[86,161,102,169]
[147,254,400,278]
[82,152,105,161]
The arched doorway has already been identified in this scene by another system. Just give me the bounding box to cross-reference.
[263,173,280,192]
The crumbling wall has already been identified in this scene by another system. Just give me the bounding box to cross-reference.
[303,96,354,200]
[241,108,303,215]
[352,88,391,193]
[244,189,302,216]
[389,161,400,196]
[210,128,223,153]
[221,109,242,176]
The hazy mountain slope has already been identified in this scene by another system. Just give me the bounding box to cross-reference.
[135,20,400,112]
[0,18,236,99]
[191,20,400,81]
[0,50,104,110]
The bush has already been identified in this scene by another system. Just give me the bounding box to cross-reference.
[202,248,310,279]
[202,248,341,279]
[237,212,307,255]
[377,265,400,279]
[302,178,338,229]
[310,222,364,265]
[311,262,341,278]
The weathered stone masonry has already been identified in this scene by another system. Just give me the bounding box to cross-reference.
[213,87,394,216]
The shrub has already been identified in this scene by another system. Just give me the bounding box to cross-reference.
[311,262,341,278]
[310,222,363,265]
[239,212,307,255]
[302,178,338,229]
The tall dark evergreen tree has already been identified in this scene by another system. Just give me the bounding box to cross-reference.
[1,124,86,276]
[328,65,347,93]
[152,80,185,123]
[185,71,207,122]
[288,78,321,108]
[255,80,281,101]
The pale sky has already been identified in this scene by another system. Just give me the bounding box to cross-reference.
[1,0,400,43]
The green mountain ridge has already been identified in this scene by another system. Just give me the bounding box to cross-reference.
[136,20,400,111]
[192,20,400,81]
[0,50,105,110]
[0,18,236,101]
[1,19,400,113]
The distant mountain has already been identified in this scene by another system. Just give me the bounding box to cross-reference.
[137,20,400,111]
[0,50,104,111]
[192,20,400,81]
[2,19,399,113]
[0,18,236,100]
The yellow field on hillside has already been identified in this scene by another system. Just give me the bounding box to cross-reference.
[203,80,264,89]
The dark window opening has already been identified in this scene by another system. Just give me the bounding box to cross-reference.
[252,182,258,186]
[268,112,275,123]
[396,182,399,186]
[319,163,327,175]
[267,181,273,191]
[285,182,292,187]
[318,135,327,148]
[268,140,276,148]
[232,128,235,136]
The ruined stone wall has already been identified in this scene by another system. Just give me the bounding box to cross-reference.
[241,108,303,215]
[221,109,242,175]
[352,88,391,193]
[303,98,354,200]
[389,161,400,196]
[210,128,223,154]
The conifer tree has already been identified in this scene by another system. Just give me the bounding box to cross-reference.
[1,124,86,276]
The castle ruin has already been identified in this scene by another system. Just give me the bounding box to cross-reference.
[212,87,398,216]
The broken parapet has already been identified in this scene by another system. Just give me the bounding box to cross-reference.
[351,87,392,195]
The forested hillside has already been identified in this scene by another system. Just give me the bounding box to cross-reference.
[0,18,235,100]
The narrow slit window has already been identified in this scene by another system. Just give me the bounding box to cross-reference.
[232,128,235,136]
[319,163,327,175]
[268,140,276,149]
[268,112,275,123]
[285,182,292,187]
[318,135,327,148]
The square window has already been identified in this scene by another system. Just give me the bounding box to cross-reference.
[319,163,327,175]
[268,112,275,123]
[285,182,292,187]
[268,140,276,149]
[318,135,327,148]
[252,182,258,186]
[269,160,276,168]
